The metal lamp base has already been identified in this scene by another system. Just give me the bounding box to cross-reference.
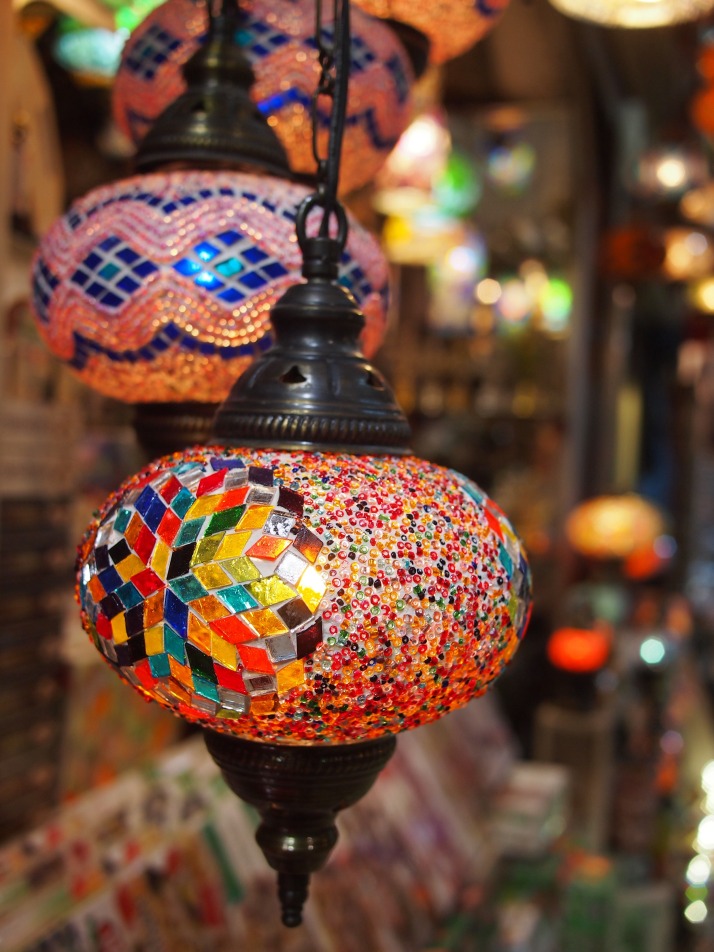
[203,730,397,927]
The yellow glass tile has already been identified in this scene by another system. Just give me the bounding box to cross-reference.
[192,563,232,590]
[297,565,327,612]
[186,495,222,518]
[236,505,271,531]
[150,539,170,578]
[223,556,260,583]
[145,624,164,655]
[215,532,250,560]
[276,659,305,694]
[144,591,164,627]
[87,576,105,603]
[247,576,296,607]
[111,613,128,643]
[211,633,238,670]
[193,594,231,622]
[165,680,190,704]
[191,534,224,566]
[188,613,212,652]
[242,609,288,637]
[169,656,194,690]
[251,694,278,715]
[115,553,146,582]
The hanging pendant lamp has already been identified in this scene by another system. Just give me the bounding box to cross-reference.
[75,0,532,925]
[548,0,714,28]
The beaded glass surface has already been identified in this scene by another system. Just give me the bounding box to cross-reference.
[112,0,414,194]
[353,0,510,64]
[77,448,532,745]
[31,171,389,403]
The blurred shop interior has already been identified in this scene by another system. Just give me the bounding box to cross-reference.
[3,0,714,949]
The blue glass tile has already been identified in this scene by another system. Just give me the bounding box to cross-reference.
[195,241,220,262]
[261,261,288,279]
[242,246,268,265]
[133,260,159,278]
[98,566,123,594]
[173,258,202,277]
[99,236,120,252]
[116,275,140,294]
[86,282,104,299]
[194,272,224,291]
[215,257,243,277]
[163,323,181,341]
[117,582,143,609]
[71,270,89,287]
[149,653,171,678]
[135,485,159,519]
[101,292,123,309]
[163,202,177,213]
[238,271,267,290]
[170,574,208,602]
[143,495,167,533]
[218,288,243,304]
[116,247,138,266]
[199,341,217,355]
[164,589,188,638]
[217,229,241,246]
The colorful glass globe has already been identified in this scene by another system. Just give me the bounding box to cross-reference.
[565,494,665,561]
[112,0,414,194]
[76,447,532,745]
[353,0,510,64]
[31,170,389,403]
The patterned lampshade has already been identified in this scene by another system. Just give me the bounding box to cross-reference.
[352,0,511,64]
[548,0,714,26]
[77,447,531,745]
[31,170,389,404]
[112,0,415,194]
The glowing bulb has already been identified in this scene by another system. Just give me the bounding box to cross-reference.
[476,278,502,305]
[701,760,714,792]
[685,900,708,924]
[655,157,687,189]
[687,855,711,885]
[640,636,666,665]
[697,815,714,851]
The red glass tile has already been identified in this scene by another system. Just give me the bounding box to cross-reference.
[156,508,181,545]
[214,664,247,692]
[237,643,274,674]
[210,615,256,646]
[132,567,164,596]
[197,469,227,497]
[134,524,156,563]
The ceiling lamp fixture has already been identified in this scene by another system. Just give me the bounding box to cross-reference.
[31,0,390,451]
[76,0,532,926]
[112,0,417,194]
[565,494,665,561]
[352,0,511,64]
[549,0,714,27]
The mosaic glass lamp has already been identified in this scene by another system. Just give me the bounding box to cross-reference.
[352,0,511,64]
[31,170,389,405]
[565,494,665,561]
[112,0,416,194]
[548,0,714,27]
[75,0,531,925]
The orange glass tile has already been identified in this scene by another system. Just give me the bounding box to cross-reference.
[223,556,260,584]
[236,643,274,673]
[191,534,224,566]
[246,535,292,560]
[211,633,238,670]
[111,613,128,643]
[192,595,231,622]
[188,613,212,653]
[87,576,106,602]
[216,487,249,510]
[165,679,190,705]
[144,590,164,627]
[250,694,278,714]
[296,565,327,612]
[214,532,250,560]
[125,513,143,547]
[236,505,271,531]
[116,553,145,582]
[246,576,296,607]
[276,659,305,693]
[186,495,222,519]
[145,624,164,656]
[150,539,170,578]
[210,615,256,646]
[169,656,194,690]
[242,608,288,637]
[192,563,232,590]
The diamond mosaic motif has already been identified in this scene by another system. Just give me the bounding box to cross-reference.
[70,236,159,309]
[124,23,183,81]
[79,460,326,719]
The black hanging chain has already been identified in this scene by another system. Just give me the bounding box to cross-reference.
[299,0,351,249]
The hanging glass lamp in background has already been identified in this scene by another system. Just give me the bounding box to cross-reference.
[31,170,389,404]
[565,494,665,561]
[112,0,416,194]
[548,0,714,27]
[351,0,511,64]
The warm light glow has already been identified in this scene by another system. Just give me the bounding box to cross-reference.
[655,156,687,190]
[664,228,714,280]
[565,494,665,560]
[496,277,532,325]
[113,0,415,194]
[379,113,451,193]
[549,0,714,27]
[685,900,708,924]
[688,277,714,313]
[547,626,611,674]
[701,760,714,792]
[476,277,502,305]
[687,856,711,886]
[698,816,714,851]
[77,448,532,744]
[681,184,714,227]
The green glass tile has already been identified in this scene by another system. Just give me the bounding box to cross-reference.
[190,534,224,566]
[149,653,171,678]
[217,585,260,613]
[205,505,246,535]
[175,518,204,545]
[114,508,132,533]
[187,643,217,681]
[99,262,120,280]
[170,574,208,601]
[223,556,260,583]
[193,675,220,702]
[171,487,194,518]
[164,624,186,662]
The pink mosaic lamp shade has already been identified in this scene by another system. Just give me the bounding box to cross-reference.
[31,170,389,404]
[111,0,415,195]
[352,0,511,64]
[77,447,531,744]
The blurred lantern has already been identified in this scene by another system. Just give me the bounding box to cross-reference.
[698,42,714,81]
[427,229,487,334]
[548,0,714,27]
[635,144,707,198]
[663,227,714,281]
[433,150,482,218]
[31,170,388,404]
[376,111,451,194]
[382,207,463,265]
[547,626,611,674]
[538,276,573,336]
[623,534,676,580]
[600,224,666,280]
[565,494,665,561]
[104,0,166,31]
[680,183,714,228]
[351,0,510,64]
[486,140,536,194]
[691,84,714,137]
[112,0,415,194]
[688,275,714,313]
[53,18,128,84]
[495,276,533,327]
